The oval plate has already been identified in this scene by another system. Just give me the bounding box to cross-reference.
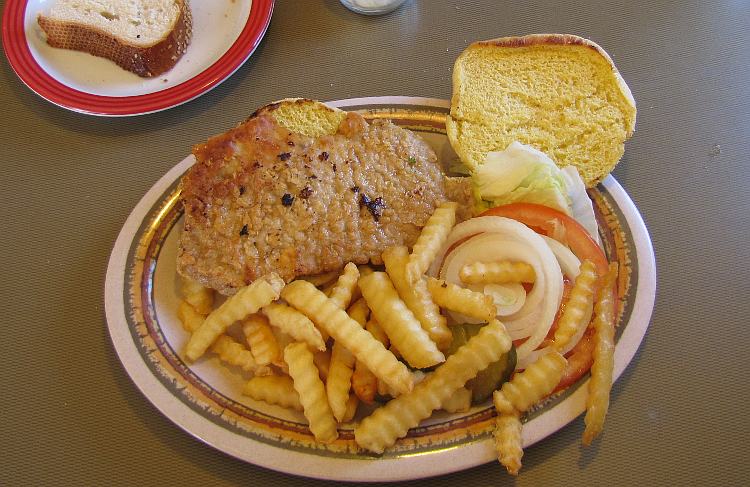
[104,97,656,481]
[2,0,274,116]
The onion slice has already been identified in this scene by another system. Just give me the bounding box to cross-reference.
[517,299,593,369]
[484,283,526,316]
[434,217,564,364]
[541,235,581,279]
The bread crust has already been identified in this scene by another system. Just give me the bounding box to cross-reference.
[245,98,348,138]
[37,0,192,78]
[447,33,637,186]
[463,34,636,135]
[248,98,344,125]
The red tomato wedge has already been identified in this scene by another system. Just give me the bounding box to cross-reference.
[480,203,615,390]
[479,203,609,277]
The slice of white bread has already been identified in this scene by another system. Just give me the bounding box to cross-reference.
[446,34,636,187]
[37,0,192,78]
[250,98,348,137]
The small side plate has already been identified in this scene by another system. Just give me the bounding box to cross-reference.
[2,0,274,116]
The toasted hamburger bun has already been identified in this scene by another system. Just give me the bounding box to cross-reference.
[446,34,636,187]
[250,98,347,138]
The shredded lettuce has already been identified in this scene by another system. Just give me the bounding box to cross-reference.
[471,141,601,243]
[473,142,571,213]
[560,166,601,246]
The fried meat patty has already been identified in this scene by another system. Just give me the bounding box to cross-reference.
[177,112,456,295]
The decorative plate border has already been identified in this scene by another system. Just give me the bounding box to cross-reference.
[2,0,274,116]
[104,96,656,481]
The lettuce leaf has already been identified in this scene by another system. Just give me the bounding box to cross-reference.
[561,166,601,246]
[471,142,600,243]
[473,142,571,213]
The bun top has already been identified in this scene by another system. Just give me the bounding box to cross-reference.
[446,33,637,186]
[250,98,347,138]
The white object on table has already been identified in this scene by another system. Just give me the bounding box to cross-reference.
[340,0,408,15]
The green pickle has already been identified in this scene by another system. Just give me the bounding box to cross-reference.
[447,323,517,404]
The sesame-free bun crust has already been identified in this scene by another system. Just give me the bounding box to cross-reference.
[250,98,348,138]
[447,34,636,186]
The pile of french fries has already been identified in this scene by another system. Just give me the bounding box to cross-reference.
[176,202,617,475]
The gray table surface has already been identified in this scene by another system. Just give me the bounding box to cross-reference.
[2,0,749,485]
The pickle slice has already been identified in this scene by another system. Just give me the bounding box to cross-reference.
[447,324,517,404]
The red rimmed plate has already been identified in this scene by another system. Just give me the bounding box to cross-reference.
[104,97,656,481]
[2,0,274,116]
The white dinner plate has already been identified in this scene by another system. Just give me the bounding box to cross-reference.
[104,96,656,481]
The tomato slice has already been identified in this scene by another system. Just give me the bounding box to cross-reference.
[479,203,608,277]
[480,203,615,390]
[555,329,595,392]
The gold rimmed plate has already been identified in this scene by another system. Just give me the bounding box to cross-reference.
[104,96,655,481]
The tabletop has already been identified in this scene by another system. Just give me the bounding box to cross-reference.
[2,0,749,485]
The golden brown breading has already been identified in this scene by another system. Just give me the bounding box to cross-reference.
[178,112,458,294]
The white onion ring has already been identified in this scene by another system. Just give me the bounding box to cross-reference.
[440,237,540,326]
[484,283,526,316]
[541,235,581,279]
[434,217,564,363]
[516,300,593,369]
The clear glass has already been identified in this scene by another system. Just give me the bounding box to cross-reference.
[339,0,408,15]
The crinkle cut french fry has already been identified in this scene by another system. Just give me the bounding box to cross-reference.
[379,370,427,399]
[242,313,282,367]
[344,298,376,401]
[354,320,512,453]
[281,280,413,396]
[270,327,294,351]
[180,298,270,376]
[284,343,338,443]
[313,349,332,382]
[328,262,360,310]
[442,386,472,413]
[331,297,372,405]
[268,328,293,374]
[553,260,598,351]
[243,375,303,411]
[357,265,374,277]
[406,202,458,282]
[426,277,496,323]
[177,300,204,334]
[494,412,523,476]
[359,272,445,369]
[300,271,340,288]
[365,317,389,347]
[263,302,326,351]
[376,374,390,397]
[493,351,567,415]
[347,298,370,327]
[459,261,536,285]
[351,359,377,404]
[363,317,392,398]
[327,341,356,422]
[186,274,284,361]
[341,394,359,423]
[583,263,618,446]
[211,335,270,376]
[382,246,452,351]
[180,277,214,315]
[322,280,338,297]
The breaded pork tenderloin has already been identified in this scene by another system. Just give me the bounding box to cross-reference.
[178,111,458,295]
